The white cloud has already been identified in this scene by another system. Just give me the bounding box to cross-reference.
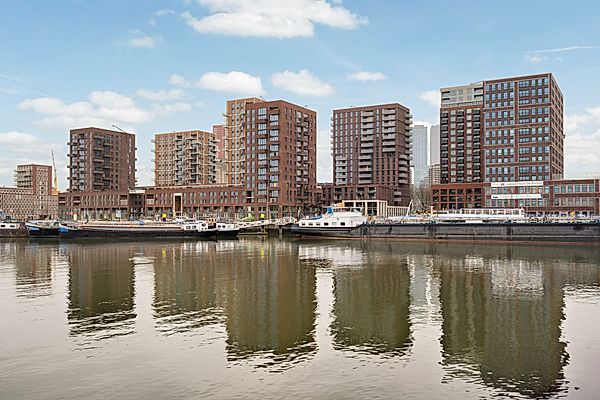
[0,131,50,151]
[525,53,547,63]
[127,35,160,48]
[196,71,265,95]
[528,46,599,54]
[524,46,598,63]
[347,71,386,81]
[122,30,162,48]
[271,69,333,96]
[154,9,176,16]
[182,0,367,39]
[420,90,440,108]
[17,90,191,129]
[168,74,190,87]
[564,106,600,177]
[136,88,185,101]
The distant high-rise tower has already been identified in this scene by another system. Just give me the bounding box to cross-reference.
[68,127,136,192]
[429,124,440,165]
[412,125,429,186]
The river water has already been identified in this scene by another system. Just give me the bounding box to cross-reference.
[1,238,599,399]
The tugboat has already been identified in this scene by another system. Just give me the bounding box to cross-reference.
[25,220,60,238]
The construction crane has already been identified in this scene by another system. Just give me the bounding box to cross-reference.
[52,149,59,196]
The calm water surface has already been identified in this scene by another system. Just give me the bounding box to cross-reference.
[1,238,600,399]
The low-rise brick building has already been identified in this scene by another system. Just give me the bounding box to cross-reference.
[432,178,600,216]
[0,164,58,220]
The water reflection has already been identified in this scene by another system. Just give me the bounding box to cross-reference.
[437,251,567,397]
[152,242,225,335]
[13,242,58,298]
[222,241,317,370]
[148,240,318,370]
[4,238,600,398]
[330,249,411,356]
[66,243,136,341]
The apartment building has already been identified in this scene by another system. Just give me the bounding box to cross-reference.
[68,127,136,192]
[243,100,317,217]
[224,97,264,185]
[0,164,58,220]
[331,103,412,205]
[440,82,484,184]
[483,73,564,183]
[440,73,563,186]
[153,130,216,186]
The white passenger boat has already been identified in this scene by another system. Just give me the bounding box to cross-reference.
[292,205,368,237]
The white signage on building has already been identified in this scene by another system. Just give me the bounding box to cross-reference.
[491,194,542,200]
[490,181,544,188]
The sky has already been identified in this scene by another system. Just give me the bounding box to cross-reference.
[1,0,600,189]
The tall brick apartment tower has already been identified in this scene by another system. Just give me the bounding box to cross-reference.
[153,130,216,186]
[243,100,317,218]
[439,82,484,184]
[482,73,564,182]
[331,103,412,205]
[440,73,563,185]
[224,97,264,185]
[68,127,136,192]
[433,73,564,210]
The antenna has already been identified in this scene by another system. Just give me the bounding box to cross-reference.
[51,149,59,195]
[112,124,126,133]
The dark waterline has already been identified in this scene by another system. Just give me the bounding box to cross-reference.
[1,239,600,399]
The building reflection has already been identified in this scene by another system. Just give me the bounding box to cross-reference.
[152,241,225,335]
[437,254,567,398]
[10,241,58,298]
[331,250,412,356]
[67,243,136,340]
[298,242,412,356]
[222,240,317,370]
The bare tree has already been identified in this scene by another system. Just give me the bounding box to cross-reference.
[410,184,432,213]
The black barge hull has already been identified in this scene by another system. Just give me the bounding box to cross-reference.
[59,227,218,239]
[292,222,600,243]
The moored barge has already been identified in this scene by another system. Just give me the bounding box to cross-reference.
[59,220,218,239]
[292,206,600,243]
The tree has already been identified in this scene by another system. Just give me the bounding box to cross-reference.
[410,183,432,213]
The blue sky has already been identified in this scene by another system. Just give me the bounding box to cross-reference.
[1,0,600,188]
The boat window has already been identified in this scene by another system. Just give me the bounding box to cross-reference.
[323,222,328,226]
[0,224,4,228]
[332,222,336,226]
[308,222,313,226]
[340,222,346,226]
